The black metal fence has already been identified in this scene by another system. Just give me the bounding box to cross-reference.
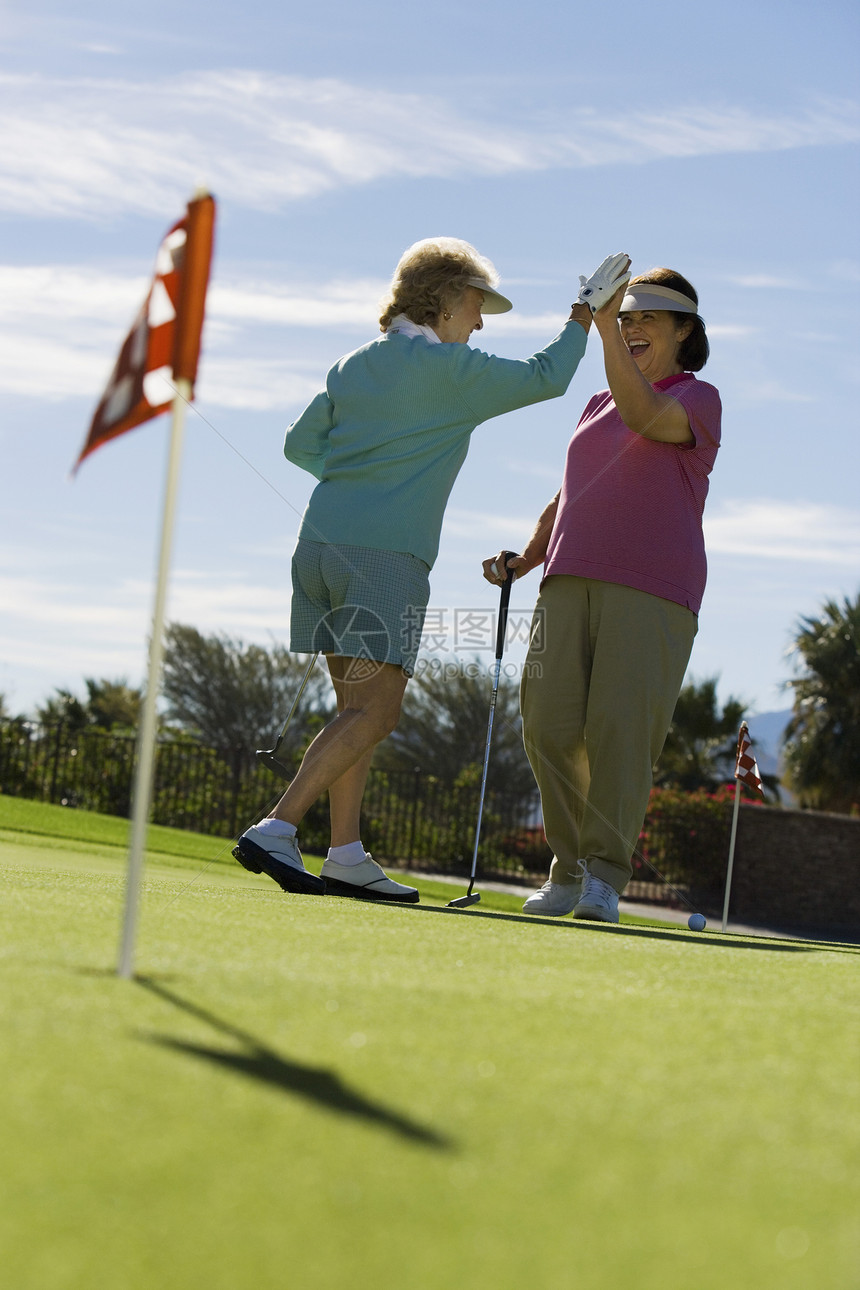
[0,720,736,902]
[0,721,551,881]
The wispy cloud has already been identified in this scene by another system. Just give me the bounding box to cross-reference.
[704,324,758,339]
[734,380,816,404]
[0,265,364,404]
[197,361,323,412]
[1,71,857,218]
[0,264,579,406]
[0,567,294,705]
[209,279,385,329]
[0,265,386,332]
[75,43,123,56]
[727,274,805,289]
[442,509,536,543]
[448,499,860,572]
[705,499,860,565]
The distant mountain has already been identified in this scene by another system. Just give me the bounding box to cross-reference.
[746,709,793,802]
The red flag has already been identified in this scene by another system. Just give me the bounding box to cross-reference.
[735,722,764,798]
[74,192,215,472]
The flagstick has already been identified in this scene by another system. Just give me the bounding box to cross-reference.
[117,378,191,979]
[722,775,743,933]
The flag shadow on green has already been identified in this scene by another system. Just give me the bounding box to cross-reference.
[136,978,452,1150]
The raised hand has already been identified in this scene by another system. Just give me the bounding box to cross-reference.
[576,253,632,314]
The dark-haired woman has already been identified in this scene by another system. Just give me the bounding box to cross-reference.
[484,269,721,922]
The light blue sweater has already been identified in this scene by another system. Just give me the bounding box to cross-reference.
[284,320,588,568]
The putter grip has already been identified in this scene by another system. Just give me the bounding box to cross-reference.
[495,551,518,658]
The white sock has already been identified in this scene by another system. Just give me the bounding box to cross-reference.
[327,841,366,867]
[253,818,297,838]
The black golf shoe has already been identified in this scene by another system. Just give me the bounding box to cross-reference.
[233,826,326,896]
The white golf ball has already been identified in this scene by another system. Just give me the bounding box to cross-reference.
[688,913,707,932]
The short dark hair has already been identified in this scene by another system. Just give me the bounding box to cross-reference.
[628,267,710,371]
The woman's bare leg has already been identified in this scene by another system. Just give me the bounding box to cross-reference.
[269,655,408,830]
[325,656,384,846]
[326,747,376,847]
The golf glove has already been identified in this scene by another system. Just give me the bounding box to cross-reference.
[576,252,631,314]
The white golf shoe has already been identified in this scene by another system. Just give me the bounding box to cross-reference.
[573,865,620,923]
[320,853,419,904]
[522,880,582,917]
[232,825,326,896]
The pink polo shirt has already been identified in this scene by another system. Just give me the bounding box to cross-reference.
[544,372,721,614]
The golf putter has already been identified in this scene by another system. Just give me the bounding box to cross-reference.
[256,651,320,777]
[448,552,518,909]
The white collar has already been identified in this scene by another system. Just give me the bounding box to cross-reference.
[386,313,441,345]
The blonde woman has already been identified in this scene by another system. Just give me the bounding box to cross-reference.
[235,238,629,904]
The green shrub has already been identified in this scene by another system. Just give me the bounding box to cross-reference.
[636,784,763,898]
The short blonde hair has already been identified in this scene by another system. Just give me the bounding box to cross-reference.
[379,237,501,332]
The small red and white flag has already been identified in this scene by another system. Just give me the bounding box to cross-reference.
[74,192,215,472]
[735,722,764,798]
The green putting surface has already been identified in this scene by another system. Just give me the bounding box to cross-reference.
[1,797,858,1289]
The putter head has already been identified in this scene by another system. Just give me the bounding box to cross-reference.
[255,748,294,779]
[446,893,481,909]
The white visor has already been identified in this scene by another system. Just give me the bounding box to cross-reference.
[620,284,698,315]
[465,276,513,314]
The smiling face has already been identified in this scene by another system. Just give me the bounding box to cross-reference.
[433,285,485,343]
[619,309,693,381]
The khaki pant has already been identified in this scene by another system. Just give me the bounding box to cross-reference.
[520,576,697,894]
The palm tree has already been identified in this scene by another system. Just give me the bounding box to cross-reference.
[34,688,89,732]
[82,679,142,732]
[160,624,333,770]
[34,680,141,732]
[656,676,751,793]
[376,659,531,793]
[783,593,860,813]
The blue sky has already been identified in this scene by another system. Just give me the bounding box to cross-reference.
[1,0,858,727]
